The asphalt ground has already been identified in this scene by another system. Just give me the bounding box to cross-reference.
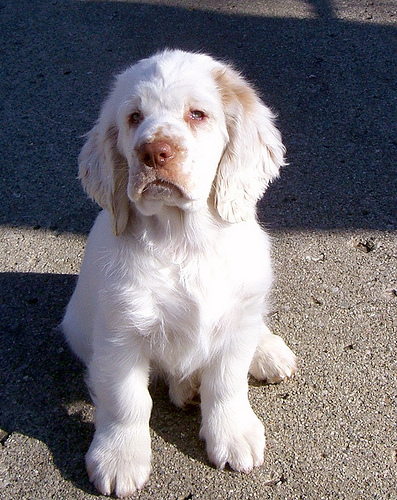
[0,1,396,498]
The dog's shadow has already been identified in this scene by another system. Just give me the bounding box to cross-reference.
[149,378,208,465]
[0,272,98,494]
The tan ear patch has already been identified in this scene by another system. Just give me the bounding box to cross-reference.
[105,125,131,236]
[213,67,257,116]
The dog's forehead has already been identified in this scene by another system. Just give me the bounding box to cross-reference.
[135,79,218,112]
[120,52,222,109]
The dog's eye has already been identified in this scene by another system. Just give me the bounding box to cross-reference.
[189,110,206,121]
[129,111,143,126]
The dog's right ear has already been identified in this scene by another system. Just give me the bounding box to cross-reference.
[78,122,130,236]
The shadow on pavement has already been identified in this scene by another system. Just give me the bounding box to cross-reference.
[1,1,395,233]
[0,272,93,492]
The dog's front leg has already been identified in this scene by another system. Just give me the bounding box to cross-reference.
[199,345,266,473]
[85,333,152,498]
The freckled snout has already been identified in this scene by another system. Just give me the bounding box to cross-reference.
[138,141,175,169]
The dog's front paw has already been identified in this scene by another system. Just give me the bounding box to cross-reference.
[86,425,151,498]
[200,407,265,473]
[250,332,297,383]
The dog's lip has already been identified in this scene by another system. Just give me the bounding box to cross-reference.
[140,179,184,199]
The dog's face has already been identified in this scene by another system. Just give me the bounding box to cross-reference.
[115,53,229,217]
[79,50,285,234]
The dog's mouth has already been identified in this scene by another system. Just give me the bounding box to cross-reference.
[140,179,184,200]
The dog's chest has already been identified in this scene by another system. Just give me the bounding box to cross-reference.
[150,253,231,326]
[127,252,234,371]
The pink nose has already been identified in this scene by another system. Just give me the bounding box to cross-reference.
[138,141,174,169]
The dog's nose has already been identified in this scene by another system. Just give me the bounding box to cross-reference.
[138,142,174,169]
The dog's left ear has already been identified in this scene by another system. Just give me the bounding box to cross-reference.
[213,65,286,223]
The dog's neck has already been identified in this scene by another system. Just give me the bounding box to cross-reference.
[125,203,226,260]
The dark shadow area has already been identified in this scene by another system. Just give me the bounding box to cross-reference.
[0,0,395,233]
[149,378,208,465]
[0,272,95,492]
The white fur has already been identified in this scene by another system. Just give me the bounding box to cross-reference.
[62,50,297,498]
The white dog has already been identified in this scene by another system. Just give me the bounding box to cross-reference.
[62,49,297,498]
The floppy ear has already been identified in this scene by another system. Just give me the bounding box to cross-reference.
[213,65,286,223]
[78,123,130,236]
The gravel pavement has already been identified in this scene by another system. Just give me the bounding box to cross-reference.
[1,1,396,498]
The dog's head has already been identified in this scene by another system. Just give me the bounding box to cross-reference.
[79,50,285,235]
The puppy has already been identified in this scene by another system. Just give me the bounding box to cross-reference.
[62,49,297,498]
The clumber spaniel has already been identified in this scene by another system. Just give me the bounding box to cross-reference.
[62,49,297,498]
